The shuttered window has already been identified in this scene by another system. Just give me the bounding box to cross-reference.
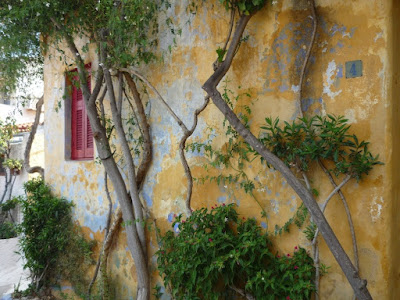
[70,65,93,160]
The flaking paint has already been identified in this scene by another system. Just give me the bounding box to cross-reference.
[43,0,398,299]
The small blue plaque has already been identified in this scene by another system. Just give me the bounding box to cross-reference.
[345,60,363,78]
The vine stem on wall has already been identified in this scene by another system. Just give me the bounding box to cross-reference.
[297,0,318,118]
[120,68,190,135]
[87,171,113,299]
[179,96,210,216]
[87,72,154,297]
[318,160,359,300]
[120,67,211,216]
[295,1,359,298]
[202,10,372,300]
[312,173,351,299]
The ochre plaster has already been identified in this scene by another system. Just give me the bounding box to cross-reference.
[43,1,397,298]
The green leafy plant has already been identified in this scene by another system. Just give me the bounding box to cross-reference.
[274,203,309,236]
[17,178,95,296]
[187,82,257,195]
[157,204,315,299]
[0,197,19,238]
[0,117,18,154]
[0,221,17,239]
[220,0,267,15]
[4,158,23,170]
[258,115,383,180]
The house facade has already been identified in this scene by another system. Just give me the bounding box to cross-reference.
[43,0,400,299]
[0,100,44,208]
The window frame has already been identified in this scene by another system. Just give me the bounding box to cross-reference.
[65,64,94,161]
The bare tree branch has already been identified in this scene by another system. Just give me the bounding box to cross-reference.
[179,96,210,216]
[213,9,235,71]
[101,60,147,255]
[98,86,108,127]
[319,160,359,300]
[202,12,372,300]
[311,173,350,300]
[123,73,152,189]
[123,89,144,140]
[23,96,44,177]
[298,0,318,117]
[117,72,123,114]
[88,171,113,298]
[229,285,255,300]
[321,174,351,214]
[119,68,189,134]
[52,25,150,299]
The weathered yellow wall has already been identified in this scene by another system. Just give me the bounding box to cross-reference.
[389,0,400,298]
[43,0,397,299]
[28,125,44,180]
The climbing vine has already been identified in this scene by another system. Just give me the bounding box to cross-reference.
[0,0,382,300]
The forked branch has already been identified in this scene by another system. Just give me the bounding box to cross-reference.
[120,68,189,134]
[202,12,372,300]
[179,96,210,216]
[123,72,153,189]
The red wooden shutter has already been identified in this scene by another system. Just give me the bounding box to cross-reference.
[71,65,93,160]
[71,74,85,159]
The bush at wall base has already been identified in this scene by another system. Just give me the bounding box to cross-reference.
[157,204,315,300]
[15,178,95,298]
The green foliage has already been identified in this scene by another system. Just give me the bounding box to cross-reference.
[0,196,19,212]
[3,158,23,170]
[0,221,17,239]
[0,197,19,239]
[259,115,383,180]
[0,116,18,154]
[17,178,95,293]
[216,47,227,63]
[219,0,267,15]
[153,285,163,299]
[187,82,256,195]
[0,0,173,93]
[303,222,317,241]
[157,204,315,299]
[274,204,308,236]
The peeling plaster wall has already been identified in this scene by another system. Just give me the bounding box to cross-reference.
[389,0,400,298]
[43,0,397,299]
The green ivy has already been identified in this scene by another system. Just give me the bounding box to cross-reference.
[157,204,315,299]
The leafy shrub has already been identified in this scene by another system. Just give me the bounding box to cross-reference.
[17,178,95,294]
[3,158,23,170]
[157,204,315,299]
[0,221,17,239]
[0,197,19,239]
[259,115,382,180]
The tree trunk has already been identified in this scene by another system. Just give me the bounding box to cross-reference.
[23,96,44,177]
[202,13,372,300]
[64,35,150,298]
